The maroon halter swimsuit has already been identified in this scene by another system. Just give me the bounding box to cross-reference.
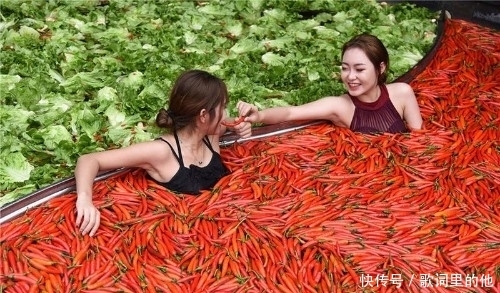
[349,84,408,134]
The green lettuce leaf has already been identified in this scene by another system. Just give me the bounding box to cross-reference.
[40,125,73,150]
[0,151,34,187]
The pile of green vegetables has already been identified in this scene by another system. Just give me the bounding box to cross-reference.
[0,0,439,206]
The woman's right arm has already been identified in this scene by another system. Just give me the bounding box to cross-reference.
[75,141,165,236]
[237,96,345,125]
[74,153,102,237]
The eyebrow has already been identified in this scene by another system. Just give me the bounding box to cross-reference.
[342,62,366,66]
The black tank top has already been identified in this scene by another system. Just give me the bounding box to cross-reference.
[349,84,408,134]
[149,132,229,195]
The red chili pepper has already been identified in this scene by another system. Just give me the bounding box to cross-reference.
[221,116,244,127]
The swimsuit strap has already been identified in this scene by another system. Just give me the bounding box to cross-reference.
[156,137,179,160]
[172,130,185,167]
[155,133,185,167]
[159,134,214,167]
[202,136,216,153]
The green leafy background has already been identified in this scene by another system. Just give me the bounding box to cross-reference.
[0,0,438,206]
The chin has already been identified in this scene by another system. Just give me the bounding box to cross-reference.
[347,88,362,97]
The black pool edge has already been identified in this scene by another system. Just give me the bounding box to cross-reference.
[0,10,451,224]
[393,9,447,84]
[395,0,500,31]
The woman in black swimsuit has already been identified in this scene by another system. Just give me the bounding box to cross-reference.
[75,70,251,236]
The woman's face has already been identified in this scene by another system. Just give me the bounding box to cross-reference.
[341,47,381,97]
[207,103,226,135]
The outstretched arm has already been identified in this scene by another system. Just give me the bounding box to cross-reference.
[237,96,343,125]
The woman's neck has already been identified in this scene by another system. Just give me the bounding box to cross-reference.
[176,128,205,150]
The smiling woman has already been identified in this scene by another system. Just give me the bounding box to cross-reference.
[236,33,423,134]
[341,33,423,132]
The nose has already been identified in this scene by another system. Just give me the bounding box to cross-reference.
[347,69,356,81]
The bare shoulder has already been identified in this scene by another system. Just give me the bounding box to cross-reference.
[149,136,175,157]
[386,82,415,96]
[79,137,175,174]
[138,137,177,169]
[318,94,355,127]
[321,94,351,102]
[133,136,178,181]
[386,83,417,106]
[310,94,352,116]
[113,136,173,161]
[334,94,356,111]
[317,94,353,109]
[337,94,355,102]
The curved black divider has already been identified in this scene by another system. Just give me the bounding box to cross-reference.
[399,0,500,30]
[0,11,449,223]
[393,10,447,83]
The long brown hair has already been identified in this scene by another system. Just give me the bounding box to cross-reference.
[156,70,228,131]
[341,33,389,85]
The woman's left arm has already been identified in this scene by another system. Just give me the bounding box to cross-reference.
[402,84,423,130]
[391,83,423,130]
